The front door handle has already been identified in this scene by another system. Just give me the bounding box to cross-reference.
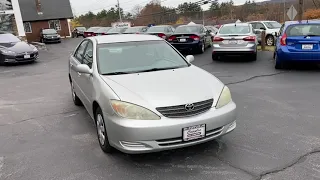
[77,72,81,76]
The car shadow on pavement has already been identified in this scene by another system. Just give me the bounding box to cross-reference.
[1,61,38,67]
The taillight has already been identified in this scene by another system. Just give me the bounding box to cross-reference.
[158,33,166,39]
[93,33,96,36]
[168,36,176,41]
[101,33,106,35]
[190,35,200,41]
[243,36,255,41]
[136,32,140,34]
[280,33,287,46]
[213,36,224,41]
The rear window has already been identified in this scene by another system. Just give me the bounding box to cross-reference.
[174,26,201,33]
[96,27,112,33]
[219,25,250,34]
[108,28,127,33]
[286,24,320,36]
[86,27,101,32]
[124,27,142,33]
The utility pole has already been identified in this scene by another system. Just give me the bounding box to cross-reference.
[298,0,303,21]
[283,0,286,22]
[117,0,122,22]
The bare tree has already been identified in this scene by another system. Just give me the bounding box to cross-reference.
[131,5,143,18]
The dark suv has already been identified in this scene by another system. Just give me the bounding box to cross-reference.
[72,27,86,38]
[40,29,61,43]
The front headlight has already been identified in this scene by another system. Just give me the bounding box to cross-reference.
[110,100,161,120]
[32,46,38,52]
[57,35,61,38]
[216,86,232,109]
[1,49,16,55]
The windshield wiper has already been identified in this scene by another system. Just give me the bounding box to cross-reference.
[304,34,319,38]
[101,72,132,75]
[137,67,180,73]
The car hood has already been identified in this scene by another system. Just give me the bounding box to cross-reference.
[0,41,34,53]
[101,66,224,108]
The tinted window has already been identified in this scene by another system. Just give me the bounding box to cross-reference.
[42,29,57,34]
[75,41,88,61]
[286,24,320,36]
[174,26,201,33]
[76,27,86,31]
[96,27,112,33]
[86,27,101,32]
[0,33,20,43]
[255,23,265,29]
[83,42,93,68]
[147,26,166,32]
[219,25,250,34]
[124,27,143,33]
[97,41,188,75]
[108,28,127,33]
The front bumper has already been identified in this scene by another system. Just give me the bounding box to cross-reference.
[43,37,61,42]
[2,52,39,63]
[106,102,237,154]
[170,41,202,51]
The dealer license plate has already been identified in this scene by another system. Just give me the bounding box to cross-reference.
[183,124,206,141]
[24,54,30,59]
[179,38,186,42]
[302,44,313,50]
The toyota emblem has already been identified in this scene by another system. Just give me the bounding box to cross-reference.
[185,103,195,111]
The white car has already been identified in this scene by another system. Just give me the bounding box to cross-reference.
[248,21,282,46]
[68,34,237,154]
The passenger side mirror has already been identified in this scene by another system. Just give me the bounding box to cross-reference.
[75,64,92,74]
[260,27,266,30]
[185,55,194,63]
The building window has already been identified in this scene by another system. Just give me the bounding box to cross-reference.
[23,22,32,33]
[48,20,61,31]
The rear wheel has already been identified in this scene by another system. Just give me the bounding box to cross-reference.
[274,53,284,69]
[212,54,219,61]
[266,35,274,46]
[250,53,257,61]
[198,41,205,54]
[95,107,113,153]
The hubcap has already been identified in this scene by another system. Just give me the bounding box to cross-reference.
[202,43,205,52]
[97,114,106,146]
[267,37,273,46]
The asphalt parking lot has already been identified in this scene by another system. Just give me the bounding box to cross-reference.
[0,38,320,180]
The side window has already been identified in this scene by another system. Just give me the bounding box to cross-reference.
[83,41,93,68]
[250,23,256,29]
[256,23,265,30]
[74,41,88,62]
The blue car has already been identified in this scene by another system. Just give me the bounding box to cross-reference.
[274,20,320,69]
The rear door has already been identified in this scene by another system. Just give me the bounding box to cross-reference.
[285,24,320,52]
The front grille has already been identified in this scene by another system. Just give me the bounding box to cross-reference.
[15,52,38,61]
[156,99,214,118]
[156,126,224,147]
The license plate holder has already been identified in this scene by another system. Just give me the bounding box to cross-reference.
[179,38,186,42]
[183,124,206,141]
[24,54,30,59]
[229,40,237,44]
[302,44,313,50]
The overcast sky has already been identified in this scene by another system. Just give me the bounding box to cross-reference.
[70,0,266,16]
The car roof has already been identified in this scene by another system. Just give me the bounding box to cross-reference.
[92,34,163,44]
[285,20,320,25]
[223,23,249,26]
[178,24,202,28]
[128,26,146,28]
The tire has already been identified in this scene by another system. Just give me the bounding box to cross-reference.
[212,54,219,61]
[70,81,82,106]
[250,53,257,61]
[266,35,274,46]
[198,41,205,54]
[274,53,284,69]
[95,107,113,153]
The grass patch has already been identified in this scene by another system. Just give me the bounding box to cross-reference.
[258,45,275,51]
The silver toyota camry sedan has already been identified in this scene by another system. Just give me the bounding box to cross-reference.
[68,34,237,154]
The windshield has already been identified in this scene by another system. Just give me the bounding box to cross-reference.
[124,27,143,33]
[147,26,166,32]
[97,41,189,75]
[174,26,201,33]
[219,25,250,34]
[108,28,126,33]
[42,29,57,34]
[96,27,112,33]
[286,24,320,36]
[264,21,281,29]
[0,33,20,43]
[86,27,101,32]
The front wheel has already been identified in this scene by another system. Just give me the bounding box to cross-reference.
[71,81,82,106]
[95,107,113,153]
[266,35,274,46]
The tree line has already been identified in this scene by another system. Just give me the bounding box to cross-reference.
[73,0,320,28]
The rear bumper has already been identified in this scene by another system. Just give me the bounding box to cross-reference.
[277,47,320,62]
[170,41,202,51]
[212,45,257,55]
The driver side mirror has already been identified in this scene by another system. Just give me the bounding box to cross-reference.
[260,27,266,30]
[75,64,92,74]
[186,55,194,63]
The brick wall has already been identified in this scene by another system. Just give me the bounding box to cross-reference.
[25,19,70,42]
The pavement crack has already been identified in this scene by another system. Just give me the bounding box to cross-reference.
[0,109,81,127]
[226,71,288,85]
[256,148,320,180]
